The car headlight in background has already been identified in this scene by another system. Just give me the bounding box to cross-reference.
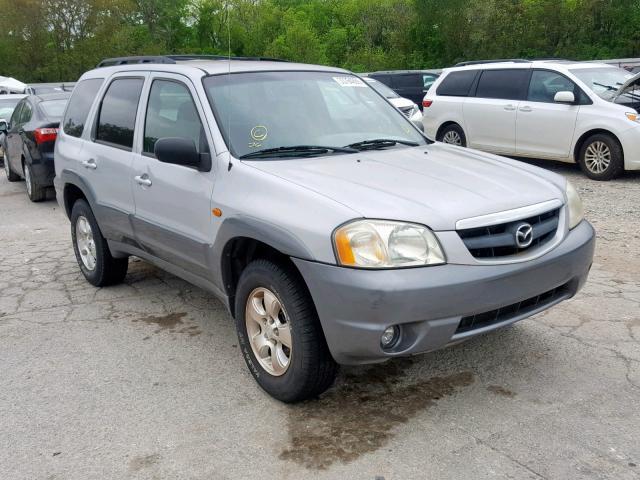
[566,181,584,229]
[333,219,446,268]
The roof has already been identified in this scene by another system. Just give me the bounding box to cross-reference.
[92,54,347,76]
[443,59,615,73]
[31,92,72,102]
[363,69,442,75]
[83,57,349,80]
[0,93,27,100]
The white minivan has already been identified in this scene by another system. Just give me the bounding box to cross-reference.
[422,60,640,180]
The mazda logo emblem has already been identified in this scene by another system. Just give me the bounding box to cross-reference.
[515,223,533,248]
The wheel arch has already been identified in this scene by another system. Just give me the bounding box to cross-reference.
[212,217,316,318]
[58,170,99,219]
[573,128,623,163]
[436,121,464,141]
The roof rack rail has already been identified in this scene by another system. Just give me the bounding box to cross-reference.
[96,54,289,68]
[454,59,531,67]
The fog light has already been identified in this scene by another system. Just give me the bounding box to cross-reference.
[381,325,400,349]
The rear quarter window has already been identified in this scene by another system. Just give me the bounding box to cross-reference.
[436,70,478,97]
[63,78,104,138]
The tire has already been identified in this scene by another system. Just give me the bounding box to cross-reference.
[24,162,46,202]
[70,199,128,287]
[578,133,624,181]
[437,123,467,147]
[234,259,338,402]
[4,154,20,182]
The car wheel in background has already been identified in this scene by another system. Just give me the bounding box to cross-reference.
[578,133,624,181]
[4,155,20,182]
[24,162,46,202]
[71,199,129,287]
[438,123,467,147]
[234,259,338,402]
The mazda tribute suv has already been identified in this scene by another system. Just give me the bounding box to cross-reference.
[55,55,595,402]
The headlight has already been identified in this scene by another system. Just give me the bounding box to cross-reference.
[333,219,446,268]
[566,181,584,229]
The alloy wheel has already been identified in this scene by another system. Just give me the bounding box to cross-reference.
[442,130,462,146]
[75,216,97,271]
[245,287,292,376]
[584,141,611,174]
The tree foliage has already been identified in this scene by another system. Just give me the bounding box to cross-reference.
[1,0,639,82]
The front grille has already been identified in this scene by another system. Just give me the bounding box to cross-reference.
[455,282,570,335]
[458,208,560,258]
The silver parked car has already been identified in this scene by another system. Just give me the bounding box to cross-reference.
[54,55,595,402]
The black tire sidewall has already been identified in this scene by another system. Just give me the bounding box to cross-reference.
[70,199,108,286]
[25,162,44,202]
[234,261,317,402]
[440,124,467,147]
[578,134,624,181]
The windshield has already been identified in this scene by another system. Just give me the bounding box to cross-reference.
[203,71,425,159]
[0,98,21,120]
[570,67,635,101]
[364,78,399,99]
[39,99,68,119]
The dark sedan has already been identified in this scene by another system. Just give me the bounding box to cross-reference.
[1,92,70,201]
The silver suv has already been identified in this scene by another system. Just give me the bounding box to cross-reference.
[55,55,595,402]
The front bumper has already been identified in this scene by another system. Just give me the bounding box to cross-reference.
[293,220,595,365]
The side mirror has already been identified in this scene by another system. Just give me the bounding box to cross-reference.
[554,91,575,103]
[0,119,7,134]
[154,137,210,171]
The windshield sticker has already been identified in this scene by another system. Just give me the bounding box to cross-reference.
[333,76,367,88]
[249,125,268,148]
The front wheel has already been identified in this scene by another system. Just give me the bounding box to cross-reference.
[578,133,624,181]
[234,259,338,402]
[437,123,467,147]
[71,199,129,287]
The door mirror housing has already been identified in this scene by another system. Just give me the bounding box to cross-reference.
[0,119,8,134]
[554,91,575,104]
[154,137,211,171]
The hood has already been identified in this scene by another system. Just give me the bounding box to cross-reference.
[245,144,565,231]
[613,71,640,101]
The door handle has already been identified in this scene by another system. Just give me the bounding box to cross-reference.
[134,174,152,187]
[519,106,533,112]
[504,104,516,111]
[81,159,97,170]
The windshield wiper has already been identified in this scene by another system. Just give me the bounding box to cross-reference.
[345,138,420,151]
[239,145,357,159]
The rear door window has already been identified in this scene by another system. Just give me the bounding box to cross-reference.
[63,78,104,138]
[475,69,530,100]
[20,102,33,124]
[143,79,208,156]
[436,70,478,97]
[95,78,144,150]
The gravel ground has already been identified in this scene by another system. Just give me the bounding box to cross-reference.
[0,160,639,480]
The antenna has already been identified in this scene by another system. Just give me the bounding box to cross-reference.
[226,1,233,170]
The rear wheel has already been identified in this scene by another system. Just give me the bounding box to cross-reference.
[234,259,338,402]
[24,162,46,202]
[578,133,624,181]
[71,199,128,287]
[4,154,19,182]
[438,123,467,147]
